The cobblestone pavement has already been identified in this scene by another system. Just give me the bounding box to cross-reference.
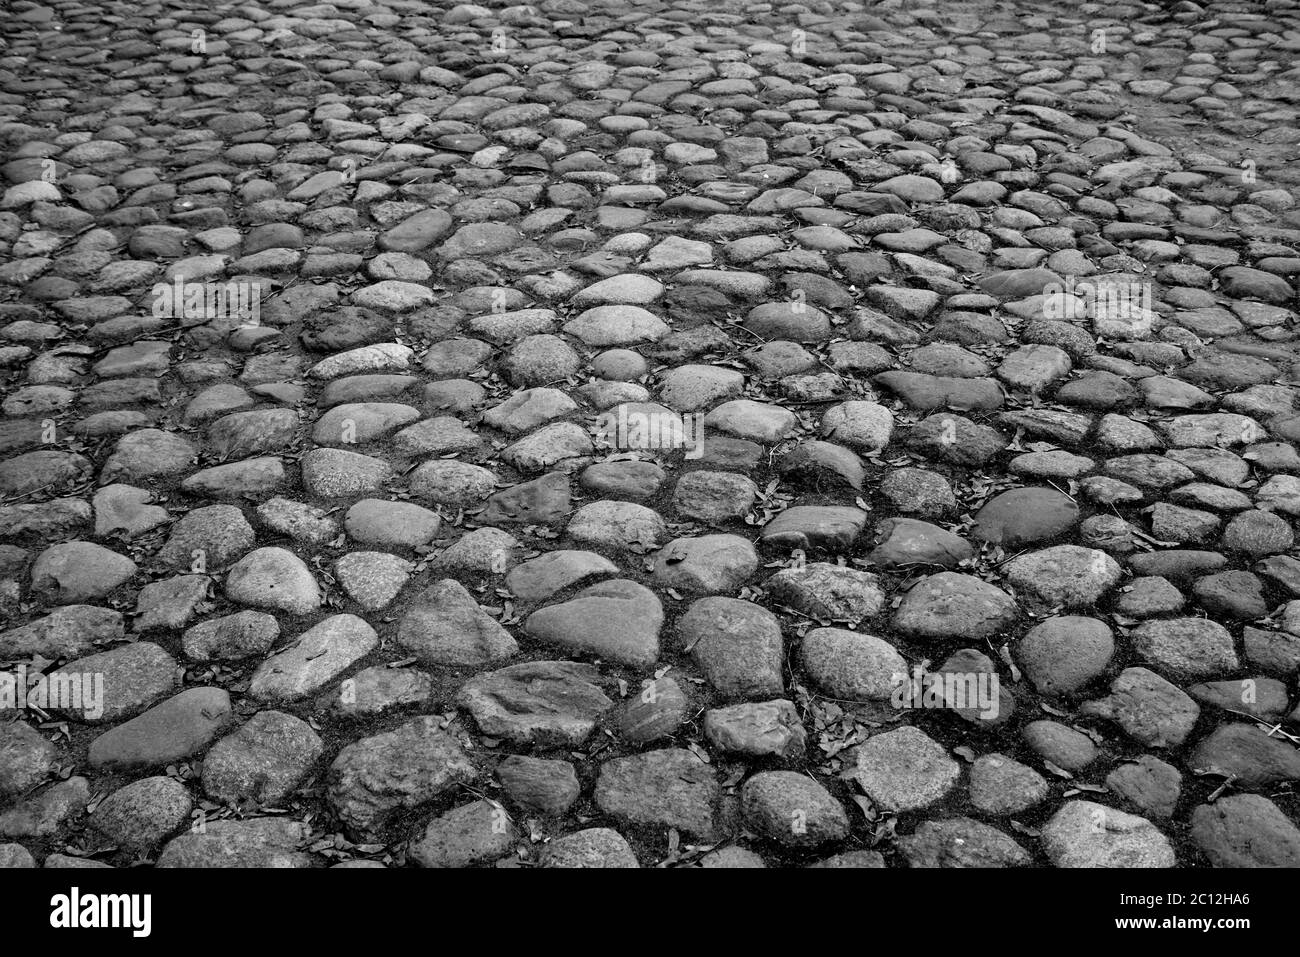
[1,0,1300,869]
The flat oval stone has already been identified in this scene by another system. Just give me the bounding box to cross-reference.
[1016,616,1114,695]
[893,572,1019,642]
[505,550,618,602]
[88,688,233,771]
[249,615,378,703]
[973,487,1080,545]
[799,628,907,701]
[564,305,669,346]
[47,641,178,725]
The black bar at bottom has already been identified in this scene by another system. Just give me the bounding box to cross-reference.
[0,867,1273,945]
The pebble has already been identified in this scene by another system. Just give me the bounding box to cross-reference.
[595,749,720,839]
[741,771,849,849]
[1106,756,1183,820]
[30,542,136,604]
[1132,618,1239,681]
[1041,802,1176,868]
[1190,794,1300,867]
[331,667,434,719]
[88,688,233,771]
[182,611,279,663]
[335,552,413,612]
[973,488,1079,545]
[679,597,784,699]
[398,579,518,667]
[201,711,324,806]
[527,579,662,668]
[1023,720,1098,772]
[1081,668,1200,747]
[969,754,1049,816]
[765,563,885,623]
[49,641,178,725]
[90,776,193,852]
[897,818,1031,868]
[0,605,121,660]
[225,547,321,616]
[541,829,638,869]
[248,615,377,704]
[799,628,906,703]
[328,717,476,840]
[497,756,581,817]
[846,727,961,813]
[0,722,56,800]
[1003,546,1122,608]
[653,534,758,595]
[504,550,618,602]
[704,700,806,760]
[457,661,613,748]
[1016,617,1114,695]
[893,573,1019,641]
[157,818,311,869]
[1190,724,1300,786]
[408,800,515,868]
